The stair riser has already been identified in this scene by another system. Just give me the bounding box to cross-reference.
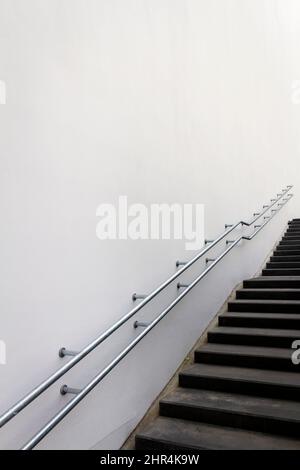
[282,235,300,238]
[262,269,300,276]
[280,246,300,250]
[279,241,300,246]
[237,291,300,300]
[219,315,300,329]
[244,280,300,288]
[277,245,300,250]
[179,374,300,401]
[195,350,298,372]
[229,301,300,313]
[283,235,300,239]
[270,256,300,262]
[273,251,300,256]
[208,331,297,348]
[267,263,300,268]
[159,402,300,438]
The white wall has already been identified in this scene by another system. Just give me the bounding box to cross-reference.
[0,0,300,450]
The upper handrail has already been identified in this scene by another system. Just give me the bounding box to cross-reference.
[0,186,293,437]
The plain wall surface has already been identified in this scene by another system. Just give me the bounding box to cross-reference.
[0,0,300,449]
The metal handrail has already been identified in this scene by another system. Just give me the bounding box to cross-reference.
[21,189,293,450]
[0,186,293,437]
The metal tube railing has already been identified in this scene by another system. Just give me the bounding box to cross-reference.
[21,191,293,450]
[0,186,293,431]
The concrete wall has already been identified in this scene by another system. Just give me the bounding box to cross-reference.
[0,0,299,449]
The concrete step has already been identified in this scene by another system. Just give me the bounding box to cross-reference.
[243,276,300,288]
[207,325,300,348]
[135,417,300,450]
[270,255,300,262]
[273,250,300,256]
[237,288,300,300]
[228,298,300,313]
[195,343,298,372]
[219,312,300,329]
[160,388,300,437]
[179,363,300,400]
[263,268,300,276]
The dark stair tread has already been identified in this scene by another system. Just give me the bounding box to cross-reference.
[180,363,300,388]
[196,343,293,359]
[247,276,300,280]
[236,288,300,300]
[239,288,300,292]
[244,276,300,289]
[267,262,300,268]
[263,269,300,276]
[136,417,300,450]
[161,388,300,422]
[274,252,300,255]
[230,298,300,303]
[221,312,300,320]
[195,341,300,371]
[229,298,300,309]
[209,325,300,338]
[276,246,300,250]
[219,312,300,331]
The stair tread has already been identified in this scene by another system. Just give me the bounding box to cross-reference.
[239,288,300,292]
[273,252,300,256]
[197,343,293,359]
[161,388,300,421]
[264,268,300,272]
[230,298,300,305]
[221,312,300,319]
[246,276,300,282]
[210,325,300,337]
[180,363,300,387]
[237,288,300,299]
[269,261,300,263]
[136,417,300,450]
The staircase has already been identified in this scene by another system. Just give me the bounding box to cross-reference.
[135,220,300,450]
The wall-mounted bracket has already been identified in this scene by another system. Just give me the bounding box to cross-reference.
[60,385,82,396]
[176,260,187,268]
[177,283,190,289]
[59,348,79,358]
[132,293,147,301]
[134,321,150,329]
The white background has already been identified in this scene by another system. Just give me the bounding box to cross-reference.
[0,0,299,449]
